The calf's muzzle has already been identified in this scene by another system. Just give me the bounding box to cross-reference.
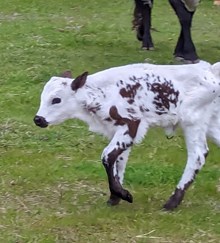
[34,115,48,128]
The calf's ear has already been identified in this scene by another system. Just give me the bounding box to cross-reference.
[60,70,72,78]
[71,71,88,91]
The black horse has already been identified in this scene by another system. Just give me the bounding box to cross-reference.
[133,0,200,63]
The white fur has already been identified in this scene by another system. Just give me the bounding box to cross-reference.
[35,60,220,205]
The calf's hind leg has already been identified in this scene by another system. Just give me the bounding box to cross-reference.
[164,126,208,210]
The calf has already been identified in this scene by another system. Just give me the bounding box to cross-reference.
[34,61,220,210]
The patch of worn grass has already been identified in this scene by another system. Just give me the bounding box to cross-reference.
[0,0,220,242]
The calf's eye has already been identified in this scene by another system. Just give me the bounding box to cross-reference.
[52,97,61,105]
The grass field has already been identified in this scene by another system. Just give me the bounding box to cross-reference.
[0,0,220,242]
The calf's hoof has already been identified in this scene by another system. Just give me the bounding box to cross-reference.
[121,189,133,203]
[163,188,185,211]
[163,199,178,211]
[110,189,133,203]
[110,187,133,203]
[107,194,121,206]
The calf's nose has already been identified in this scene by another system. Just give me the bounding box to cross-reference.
[34,115,48,128]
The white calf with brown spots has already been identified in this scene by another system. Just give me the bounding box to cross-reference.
[34,61,220,210]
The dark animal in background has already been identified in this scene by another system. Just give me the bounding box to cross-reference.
[133,0,200,63]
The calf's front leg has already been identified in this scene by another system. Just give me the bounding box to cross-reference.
[101,128,133,205]
[107,148,131,206]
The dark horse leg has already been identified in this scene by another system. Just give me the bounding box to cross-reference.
[133,0,154,50]
[169,0,199,63]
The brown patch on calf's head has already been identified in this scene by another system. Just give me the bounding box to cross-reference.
[60,70,72,78]
[109,106,140,139]
[71,71,88,91]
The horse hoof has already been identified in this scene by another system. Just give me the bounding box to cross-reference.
[142,46,154,51]
[174,56,184,62]
[183,59,200,64]
[174,56,200,65]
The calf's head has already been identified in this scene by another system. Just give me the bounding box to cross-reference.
[34,71,88,128]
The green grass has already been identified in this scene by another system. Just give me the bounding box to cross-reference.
[0,0,220,242]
